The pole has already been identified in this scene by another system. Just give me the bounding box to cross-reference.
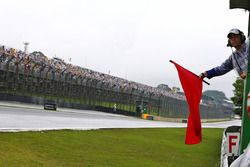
[240,11,250,154]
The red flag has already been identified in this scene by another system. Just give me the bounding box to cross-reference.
[170,60,202,144]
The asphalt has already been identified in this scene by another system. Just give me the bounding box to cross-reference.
[0,101,241,132]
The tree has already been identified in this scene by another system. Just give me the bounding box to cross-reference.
[231,77,244,116]
[30,51,45,57]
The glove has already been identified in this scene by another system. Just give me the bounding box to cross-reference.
[199,72,207,79]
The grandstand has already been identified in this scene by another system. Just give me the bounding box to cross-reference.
[0,44,233,119]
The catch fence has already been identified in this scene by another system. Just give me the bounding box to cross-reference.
[0,59,233,119]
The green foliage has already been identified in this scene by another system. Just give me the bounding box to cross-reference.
[30,51,45,57]
[0,128,223,167]
[231,77,244,115]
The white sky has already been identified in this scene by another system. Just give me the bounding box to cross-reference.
[0,0,249,98]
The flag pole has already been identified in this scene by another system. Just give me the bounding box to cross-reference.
[239,11,250,154]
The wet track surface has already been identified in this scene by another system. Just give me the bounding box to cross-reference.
[0,102,241,131]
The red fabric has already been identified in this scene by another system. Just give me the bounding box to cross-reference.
[170,60,202,144]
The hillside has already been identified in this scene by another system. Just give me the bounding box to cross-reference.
[203,90,228,101]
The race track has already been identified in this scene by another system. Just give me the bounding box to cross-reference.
[0,101,241,132]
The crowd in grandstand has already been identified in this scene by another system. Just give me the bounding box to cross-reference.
[0,44,188,100]
[0,44,202,102]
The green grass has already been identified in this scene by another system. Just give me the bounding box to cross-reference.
[0,128,223,167]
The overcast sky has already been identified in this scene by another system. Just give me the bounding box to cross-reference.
[0,0,249,98]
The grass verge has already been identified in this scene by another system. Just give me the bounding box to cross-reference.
[0,128,223,167]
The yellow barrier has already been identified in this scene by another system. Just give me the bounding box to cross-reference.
[142,114,149,119]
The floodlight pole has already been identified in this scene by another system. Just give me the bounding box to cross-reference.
[240,11,250,154]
